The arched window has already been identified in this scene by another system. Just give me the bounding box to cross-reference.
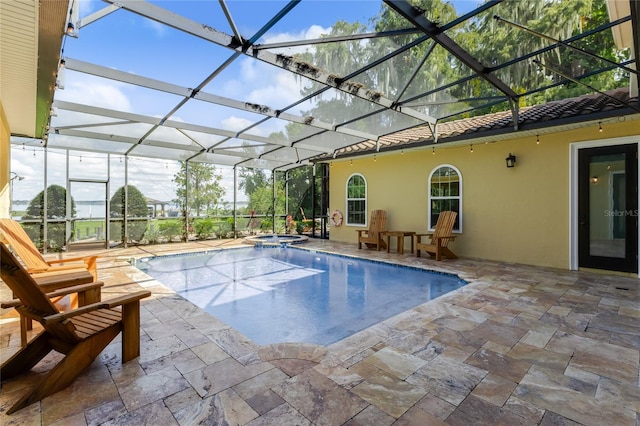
[428,165,462,231]
[346,173,367,226]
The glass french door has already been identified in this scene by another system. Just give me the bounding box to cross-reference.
[578,144,638,273]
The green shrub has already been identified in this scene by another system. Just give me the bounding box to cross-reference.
[144,222,160,244]
[110,219,148,243]
[260,218,272,232]
[128,219,148,242]
[158,220,182,242]
[218,219,233,238]
[193,218,216,240]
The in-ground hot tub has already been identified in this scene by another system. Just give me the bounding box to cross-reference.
[243,234,309,246]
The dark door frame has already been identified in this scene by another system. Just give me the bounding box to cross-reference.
[570,136,639,274]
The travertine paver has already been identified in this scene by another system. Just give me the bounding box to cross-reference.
[361,346,427,379]
[513,365,634,426]
[0,238,638,425]
[351,371,426,417]
[471,372,518,406]
[272,369,369,425]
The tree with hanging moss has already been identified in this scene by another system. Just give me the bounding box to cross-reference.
[289,0,627,123]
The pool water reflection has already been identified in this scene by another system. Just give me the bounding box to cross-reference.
[136,247,466,345]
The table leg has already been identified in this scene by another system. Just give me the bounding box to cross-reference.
[386,235,390,253]
[397,236,403,254]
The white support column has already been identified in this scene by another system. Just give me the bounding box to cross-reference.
[233,166,237,239]
[124,157,129,248]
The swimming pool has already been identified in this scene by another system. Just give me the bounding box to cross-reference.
[135,247,466,346]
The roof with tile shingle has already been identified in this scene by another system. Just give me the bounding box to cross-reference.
[313,88,639,160]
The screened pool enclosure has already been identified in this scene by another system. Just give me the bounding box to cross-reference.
[4,0,638,251]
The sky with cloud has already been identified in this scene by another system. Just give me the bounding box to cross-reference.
[10,0,480,211]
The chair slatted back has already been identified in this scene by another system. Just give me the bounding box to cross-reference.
[368,210,387,239]
[1,243,81,343]
[431,211,457,247]
[0,243,58,316]
[0,219,50,272]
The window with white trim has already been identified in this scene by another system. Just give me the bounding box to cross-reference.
[346,173,367,226]
[428,165,462,231]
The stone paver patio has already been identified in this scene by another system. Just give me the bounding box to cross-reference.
[1,238,638,425]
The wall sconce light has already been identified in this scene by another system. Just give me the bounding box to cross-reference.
[505,153,516,168]
[66,22,75,35]
[590,176,598,184]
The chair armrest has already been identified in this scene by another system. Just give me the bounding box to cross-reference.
[433,235,456,247]
[29,264,95,276]
[41,290,151,324]
[45,282,104,299]
[44,255,99,280]
[415,233,431,244]
[0,299,22,308]
[0,282,105,308]
[34,270,95,291]
[45,255,100,266]
[356,230,368,236]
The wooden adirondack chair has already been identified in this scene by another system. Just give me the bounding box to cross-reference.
[7,267,99,347]
[415,211,458,261]
[0,243,151,415]
[0,219,99,280]
[0,219,101,345]
[357,210,388,251]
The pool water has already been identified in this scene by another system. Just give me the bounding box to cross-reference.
[136,247,466,346]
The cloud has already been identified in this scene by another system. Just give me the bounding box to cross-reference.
[10,149,41,200]
[221,116,255,132]
[142,17,167,37]
[261,24,331,55]
[242,62,307,108]
[11,20,331,207]
[56,71,132,112]
[210,24,333,135]
[216,25,331,122]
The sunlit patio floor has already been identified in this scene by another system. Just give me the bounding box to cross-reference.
[1,238,639,425]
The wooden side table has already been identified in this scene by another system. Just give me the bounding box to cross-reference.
[382,231,416,254]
